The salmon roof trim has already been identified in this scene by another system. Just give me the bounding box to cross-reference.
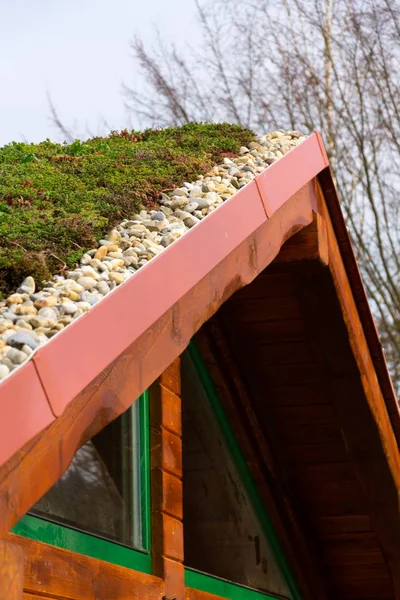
[0,127,305,382]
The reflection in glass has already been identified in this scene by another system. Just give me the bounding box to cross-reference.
[182,350,292,599]
[32,399,144,550]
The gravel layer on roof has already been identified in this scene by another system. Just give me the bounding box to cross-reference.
[0,130,305,381]
[0,123,253,296]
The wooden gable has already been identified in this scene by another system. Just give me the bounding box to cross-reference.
[0,133,399,599]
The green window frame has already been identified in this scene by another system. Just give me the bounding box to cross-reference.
[185,341,301,600]
[12,341,301,600]
[12,391,152,574]
[185,569,289,600]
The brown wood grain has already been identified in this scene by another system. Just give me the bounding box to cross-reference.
[153,385,182,436]
[151,428,182,478]
[163,558,185,600]
[0,538,23,600]
[151,360,184,600]
[159,359,181,396]
[159,513,184,562]
[318,168,400,446]
[152,468,183,520]
[262,383,330,407]
[274,212,328,266]
[223,295,302,322]
[314,515,372,539]
[229,316,307,342]
[7,533,163,600]
[186,589,224,600]
[151,427,182,480]
[323,534,387,566]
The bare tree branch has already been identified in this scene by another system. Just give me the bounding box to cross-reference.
[125,0,400,390]
[46,92,74,144]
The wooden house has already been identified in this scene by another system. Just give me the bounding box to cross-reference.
[0,132,399,600]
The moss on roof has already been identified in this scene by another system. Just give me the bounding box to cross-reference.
[0,123,254,298]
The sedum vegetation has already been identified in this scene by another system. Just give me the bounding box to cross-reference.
[0,123,254,297]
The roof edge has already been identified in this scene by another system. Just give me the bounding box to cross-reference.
[0,133,328,467]
[318,167,400,444]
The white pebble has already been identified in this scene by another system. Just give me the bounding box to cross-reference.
[0,130,305,376]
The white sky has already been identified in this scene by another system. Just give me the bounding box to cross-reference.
[0,0,199,147]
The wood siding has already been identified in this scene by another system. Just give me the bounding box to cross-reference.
[151,357,185,600]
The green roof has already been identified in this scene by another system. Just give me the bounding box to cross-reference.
[0,123,254,298]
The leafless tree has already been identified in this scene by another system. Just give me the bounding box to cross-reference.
[47,93,74,144]
[125,0,400,389]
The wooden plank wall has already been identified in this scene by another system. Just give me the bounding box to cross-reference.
[1,359,184,600]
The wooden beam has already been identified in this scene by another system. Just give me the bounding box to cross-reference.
[186,590,223,600]
[0,539,23,600]
[150,358,184,600]
[273,211,328,266]
[318,168,400,444]
[6,533,163,600]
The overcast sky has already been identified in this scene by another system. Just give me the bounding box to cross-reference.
[0,0,199,147]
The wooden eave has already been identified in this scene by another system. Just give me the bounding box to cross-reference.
[0,132,399,599]
[195,189,400,599]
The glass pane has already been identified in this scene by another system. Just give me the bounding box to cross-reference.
[32,397,146,551]
[181,350,293,599]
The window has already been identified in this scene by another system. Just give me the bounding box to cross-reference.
[182,344,298,600]
[13,344,299,598]
[13,392,151,573]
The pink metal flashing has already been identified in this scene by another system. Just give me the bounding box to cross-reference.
[0,362,54,462]
[255,133,328,218]
[33,178,267,416]
[0,133,333,465]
